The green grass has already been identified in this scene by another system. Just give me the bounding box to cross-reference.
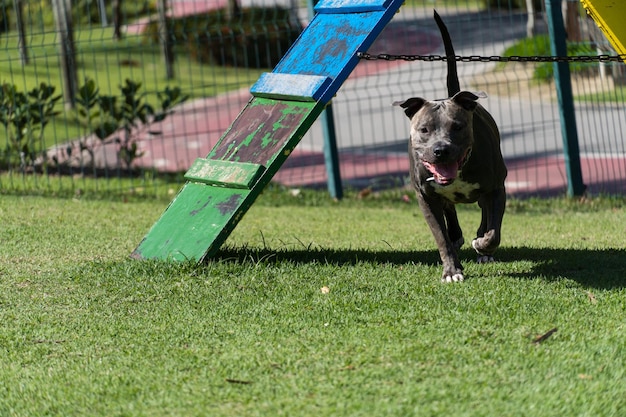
[1,26,266,147]
[1,27,265,99]
[1,190,626,416]
[0,171,185,201]
[575,85,626,103]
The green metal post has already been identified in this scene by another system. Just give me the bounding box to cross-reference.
[545,0,586,196]
[307,0,343,200]
[321,103,343,199]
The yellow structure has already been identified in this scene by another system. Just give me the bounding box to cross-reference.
[580,0,626,58]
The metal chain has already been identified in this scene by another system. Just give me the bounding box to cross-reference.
[356,52,626,63]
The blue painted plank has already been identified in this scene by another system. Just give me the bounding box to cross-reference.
[273,3,403,103]
[250,73,333,101]
[314,0,392,13]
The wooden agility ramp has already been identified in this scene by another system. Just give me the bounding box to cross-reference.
[131,0,406,261]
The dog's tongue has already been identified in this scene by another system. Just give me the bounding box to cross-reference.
[424,161,458,185]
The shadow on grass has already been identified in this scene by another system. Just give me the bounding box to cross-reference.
[495,247,626,290]
[214,246,626,290]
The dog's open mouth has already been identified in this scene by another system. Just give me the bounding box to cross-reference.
[423,161,460,185]
[423,149,470,186]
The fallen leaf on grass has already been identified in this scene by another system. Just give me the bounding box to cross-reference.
[357,188,372,199]
[321,286,330,294]
[532,327,558,344]
[587,291,597,304]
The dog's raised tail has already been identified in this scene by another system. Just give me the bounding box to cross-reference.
[434,10,460,97]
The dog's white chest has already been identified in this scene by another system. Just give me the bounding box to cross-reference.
[431,177,480,203]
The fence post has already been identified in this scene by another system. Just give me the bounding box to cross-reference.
[545,0,586,197]
[307,0,343,200]
[320,103,343,199]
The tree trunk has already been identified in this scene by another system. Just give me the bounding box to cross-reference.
[13,0,28,65]
[157,0,175,79]
[525,0,535,38]
[51,0,78,109]
[113,0,122,40]
[563,0,582,42]
[226,0,241,21]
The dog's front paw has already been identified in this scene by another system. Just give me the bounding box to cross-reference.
[471,231,500,256]
[441,267,464,283]
[442,273,464,283]
[476,254,495,264]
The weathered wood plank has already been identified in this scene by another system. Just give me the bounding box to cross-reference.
[250,73,333,102]
[133,99,325,262]
[131,184,253,262]
[314,0,392,13]
[207,98,318,167]
[273,11,394,103]
[184,158,265,189]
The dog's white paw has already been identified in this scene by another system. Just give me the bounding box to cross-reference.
[442,273,464,283]
[477,255,495,264]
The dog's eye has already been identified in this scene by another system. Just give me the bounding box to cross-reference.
[419,127,429,134]
[451,122,465,131]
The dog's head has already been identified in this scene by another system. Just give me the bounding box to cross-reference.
[394,91,485,186]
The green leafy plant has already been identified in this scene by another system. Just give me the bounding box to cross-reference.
[72,78,189,171]
[502,35,598,81]
[0,83,61,172]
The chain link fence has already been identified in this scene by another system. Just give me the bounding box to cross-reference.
[1,0,625,197]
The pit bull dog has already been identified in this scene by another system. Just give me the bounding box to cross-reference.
[394,11,507,283]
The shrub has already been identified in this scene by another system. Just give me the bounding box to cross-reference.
[70,78,189,171]
[143,6,302,68]
[502,34,598,80]
[0,83,61,172]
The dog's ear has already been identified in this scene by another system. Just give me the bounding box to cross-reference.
[392,97,426,119]
[451,91,486,111]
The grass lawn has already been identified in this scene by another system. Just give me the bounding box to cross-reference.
[576,85,626,103]
[1,27,265,100]
[1,26,266,147]
[1,189,625,416]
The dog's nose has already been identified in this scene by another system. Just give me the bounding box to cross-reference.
[433,143,450,159]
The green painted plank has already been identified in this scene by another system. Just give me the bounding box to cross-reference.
[184,158,265,189]
[208,98,319,167]
[130,183,253,261]
[132,99,325,261]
